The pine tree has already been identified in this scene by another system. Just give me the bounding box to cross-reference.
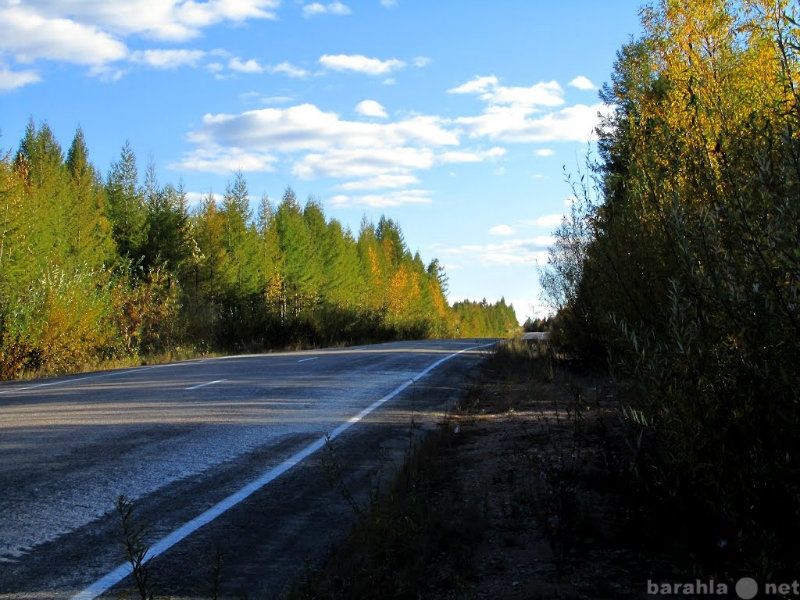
[106,141,148,265]
[65,127,115,268]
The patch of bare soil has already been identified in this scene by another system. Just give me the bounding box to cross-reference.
[441,363,650,600]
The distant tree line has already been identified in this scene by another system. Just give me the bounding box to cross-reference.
[0,120,516,378]
[541,0,800,578]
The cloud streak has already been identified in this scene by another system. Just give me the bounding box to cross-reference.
[440,237,554,266]
[319,54,405,75]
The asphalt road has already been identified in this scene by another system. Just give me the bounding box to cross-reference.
[0,339,494,599]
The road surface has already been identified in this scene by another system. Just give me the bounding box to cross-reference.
[0,339,494,599]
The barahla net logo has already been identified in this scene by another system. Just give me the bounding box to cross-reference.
[647,577,800,598]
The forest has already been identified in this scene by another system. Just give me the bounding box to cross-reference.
[542,0,800,578]
[0,122,517,379]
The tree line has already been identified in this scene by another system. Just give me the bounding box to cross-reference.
[542,0,800,578]
[0,120,518,378]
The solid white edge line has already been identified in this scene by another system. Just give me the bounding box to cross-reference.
[70,341,495,600]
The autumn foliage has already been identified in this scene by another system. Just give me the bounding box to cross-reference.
[0,123,515,378]
[542,0,800,578]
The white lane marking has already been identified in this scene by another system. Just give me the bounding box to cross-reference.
[0,368,154,395]
[297,356,319,363]
[70,341,495,600]
[0,359,203,396]
[184,379,228,391]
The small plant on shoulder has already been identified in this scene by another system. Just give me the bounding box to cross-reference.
[116,494,154,600]
[321,435,366,517]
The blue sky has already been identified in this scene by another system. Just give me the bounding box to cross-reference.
[0,0,643,323]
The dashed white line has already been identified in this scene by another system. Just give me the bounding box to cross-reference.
[184,379,228,391]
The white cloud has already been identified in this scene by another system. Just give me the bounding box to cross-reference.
[380,0,398,7]
[0,64,41,90]
[0,5,128,66]
[448,75,498,95]
[330,189,433,208]
[525,214,564,228]
[303,2,351,17]
[489,224,516,236]
[535,148,554,157]
[293,146,437,179]
[188,104,457,152]
[130,49,206,69]
[0,0,279,85]
[440,237,554,266]
[449,75,563,108]
[569,75,596,90]
[29,0,280,42]
[179,103,468,181]
[337,174,420,190]
[319,54,405,75]
[457,102,607,143]
[355,99,388,118]
[449,74,609,144]
[171,145,278,174]
[439,146,505,164]
[228,56,264,73]
[269,62,309,78]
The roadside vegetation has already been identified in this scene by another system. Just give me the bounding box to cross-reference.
[540,0,800,584]
[0,125,517,380]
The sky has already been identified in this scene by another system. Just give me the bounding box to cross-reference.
[0,0,644,324]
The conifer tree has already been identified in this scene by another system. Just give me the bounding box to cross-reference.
[106,141,148,265]
[66,127,115,268]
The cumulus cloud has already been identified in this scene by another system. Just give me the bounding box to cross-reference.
[177,101,508,206]
[187,104,458,152]
[457,102,607,143]
[130,49,207,69]
[355,99,388,118]
[24,0,280,42]
[449,74,607,144]
[0,5,128,66]
[449,76,563,108]
[0,0,279,86]
[569,75,596,90]
[319,54,405,75]
[228,56,264,73]
[0,64,41,90]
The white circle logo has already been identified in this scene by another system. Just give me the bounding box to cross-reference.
[736,577,758,600]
